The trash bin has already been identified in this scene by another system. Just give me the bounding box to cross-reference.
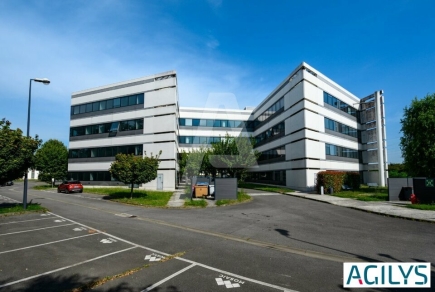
[194,185,208,198]
[399,187,413,201]
[209,185,215,196]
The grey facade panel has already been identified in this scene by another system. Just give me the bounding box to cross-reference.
[325,129,358,142]
[68,157,116,163]
[324,103,357,122]
[72,79,154,98]
[325,155,359,163]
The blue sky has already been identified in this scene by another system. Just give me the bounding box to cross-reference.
[1,0,434,163]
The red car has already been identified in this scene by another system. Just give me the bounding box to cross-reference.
[57,180,83,194]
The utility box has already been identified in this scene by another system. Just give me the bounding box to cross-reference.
[194,185,208,198]
[214,178,237,200]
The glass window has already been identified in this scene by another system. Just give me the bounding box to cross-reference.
[98,124,105,134]
[199,137,207,144]
[121,96,129,107]
[79,105,86,114]
[128,120,136,130]
[120,121,128,131]
[110,122,119,132]
[113,98,120,108]
[99,101,106,111]
[129,95,137,106]
[91,149,97,158]
[192,119,200,126]
[73,106,79,115]
[206,119,213,127]
[92,102,99,112]
[137,119,143,129]
[106,99,114,109]
[221,120,228,127]
[84,126,91,135]
[185,119,192,126]
[228,120,235,128]
[179,118,185,126]
[213,120,221,127]
[86,103,93,113]
[193,136,200,144]
[138,94,144,104]
[199,119,206,126]
[185,136,191,144]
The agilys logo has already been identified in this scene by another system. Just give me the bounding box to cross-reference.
[343,263,431,288]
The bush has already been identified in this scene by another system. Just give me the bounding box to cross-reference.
[316,171,361,193]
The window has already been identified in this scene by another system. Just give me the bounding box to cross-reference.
[109,122,119,132]
[129,95,137,106]
[86,103,93,113]
[121,96,128,107]
[113,98,120,108]
[185,119,192,126]
[79,105,86,114]
[106,99,114,109]
[99,101,106,111]
[92,102,99,112]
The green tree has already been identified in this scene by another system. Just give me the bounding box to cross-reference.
[209,133,260,180]
[0,118,41,184]
[400,93,435,177]
[109,151,161,198]
[388,163,408,178]
[34,139,68,183]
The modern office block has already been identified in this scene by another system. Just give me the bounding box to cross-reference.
[68,63,387,191]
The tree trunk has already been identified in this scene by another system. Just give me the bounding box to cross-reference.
[130,184,134,199]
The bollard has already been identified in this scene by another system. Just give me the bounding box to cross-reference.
[320,186,324,195]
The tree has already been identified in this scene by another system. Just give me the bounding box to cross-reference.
[0,118,41,184]
[400,93,435,177]
[109,151,161,198]
[209,133,260,180]
[388,163,408,178]
[34,139,68,183]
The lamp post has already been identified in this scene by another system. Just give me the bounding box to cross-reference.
[23,78,50,209]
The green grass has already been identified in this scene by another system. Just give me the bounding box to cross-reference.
[0,203,47,215]
[84,188,173,207]
[405,204,435,211]
[329,186,389,201]
[184,198,207,208]
[238,182,294,194]
[216,191,252,206]
[33,184,56,190]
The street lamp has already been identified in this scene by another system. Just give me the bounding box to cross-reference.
[23,78,50,209]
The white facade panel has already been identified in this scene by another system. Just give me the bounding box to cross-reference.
[144,87,177,108]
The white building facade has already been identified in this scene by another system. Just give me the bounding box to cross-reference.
[68,63,387,191]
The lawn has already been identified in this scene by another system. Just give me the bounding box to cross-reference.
[0,203,47,215]
[406,204,435,211]
[184,199,207,208]
[216,191,252,206]
[80,188,173,207]
[329,186,389,201]
[238,182,294,194]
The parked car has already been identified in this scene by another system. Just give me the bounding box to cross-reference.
[57,180,83,193]
[1,181,13,187]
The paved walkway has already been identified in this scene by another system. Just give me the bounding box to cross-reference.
[168,189,435,223]
[285,191,435,223]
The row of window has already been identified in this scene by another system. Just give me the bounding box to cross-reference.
[246,170,286,185]
[68,171,114,182]
[71,93,144,116]
[258,146,285,162]
[70,119,143,137]
[179,118,246,128]
[69,145,143,159]
[323,92,357,117]
[255,122,285,145]
[251,97,284,129]
[324,117,358,138]
[179,136,224,144]
[325,143,358,159]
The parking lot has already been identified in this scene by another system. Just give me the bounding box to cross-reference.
[0,210,294,291]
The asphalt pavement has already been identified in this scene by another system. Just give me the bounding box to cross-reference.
[0,182,434,291]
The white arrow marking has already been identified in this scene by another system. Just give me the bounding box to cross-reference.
[144,254,164,262]
[54,219,66,223]
[100,238,117,244]
[73,227,87,231]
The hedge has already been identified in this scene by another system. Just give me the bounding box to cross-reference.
[316,171,361,194]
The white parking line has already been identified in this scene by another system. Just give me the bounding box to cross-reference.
[0,246,137,289]
[47,212,296,292]
[0,223,76,236]
[0,217,54,225]
[141,263,196,292]
[0,233,97,255]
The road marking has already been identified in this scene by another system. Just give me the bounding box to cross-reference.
[47,212,297,291]
[115,213,137,218]
[73,227,87,231]
[140,263,196,292]
[0,233,97,255]
[144,253,165,262]
[0,217,54,225]
[54,219,67,222]
[216,274,244,288]
[100,238,117,244]
[40,214,52,216]
[0,246,136,289]
[0,223,75,236]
